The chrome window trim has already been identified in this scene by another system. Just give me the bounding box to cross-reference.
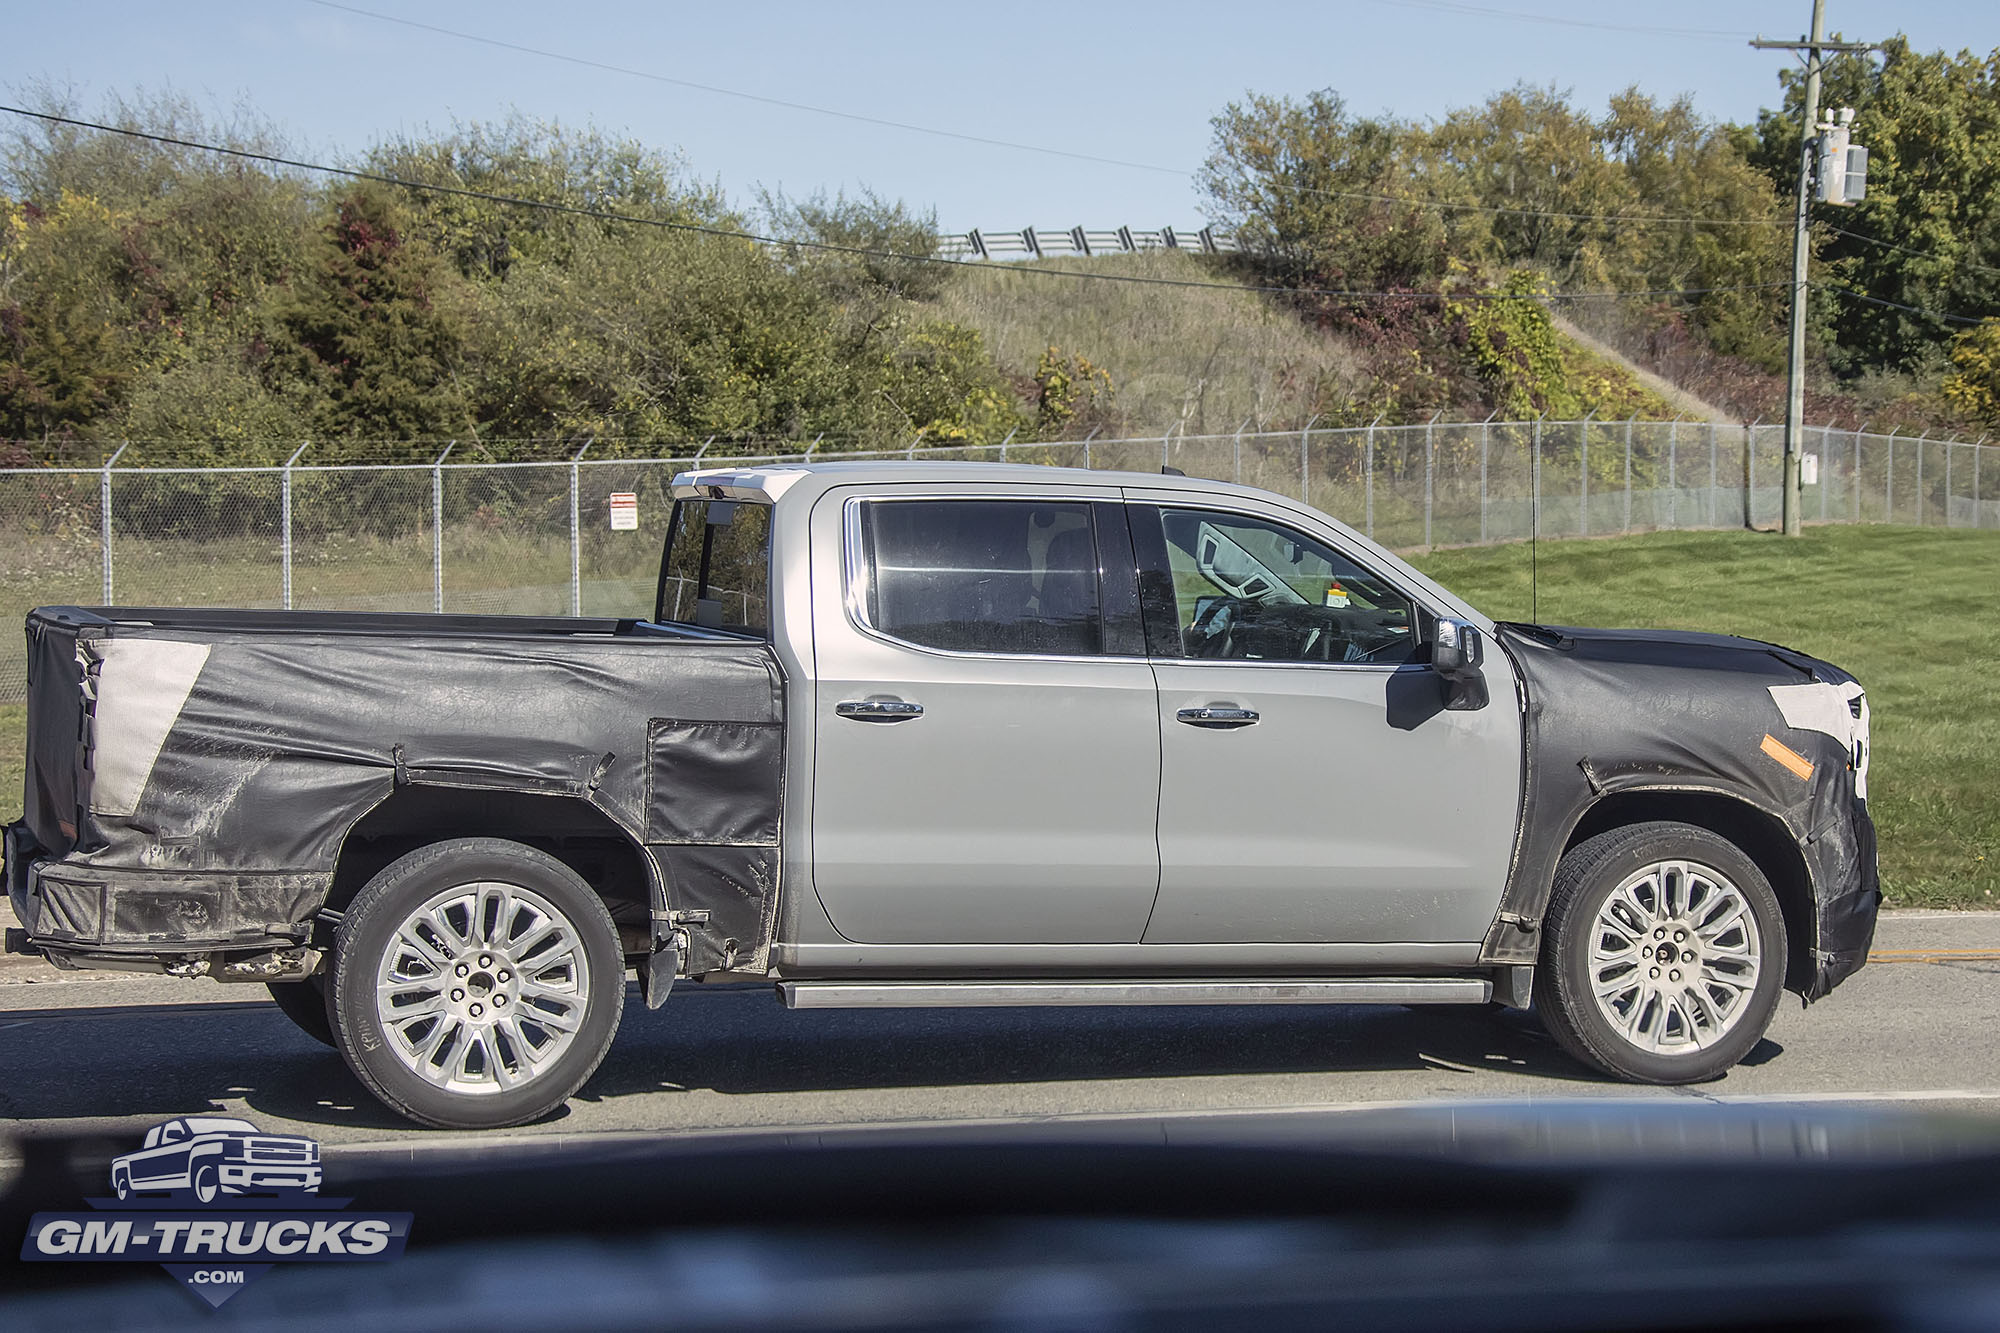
[837,493,1409,673]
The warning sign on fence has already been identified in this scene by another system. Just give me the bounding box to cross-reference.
[608,493,639,530]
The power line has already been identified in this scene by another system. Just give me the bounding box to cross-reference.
[1363,0,1749,41]
[302,0,1786,233]
[0,105,1792,309]
[1812,282,1989,327]
[1824,223,2000,280]
[302,0,1175,176]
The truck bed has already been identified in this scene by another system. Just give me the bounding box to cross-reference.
[9,605,786,976]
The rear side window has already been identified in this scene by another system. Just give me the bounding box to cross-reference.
[856,499,1103,655]
[657,499,771,635]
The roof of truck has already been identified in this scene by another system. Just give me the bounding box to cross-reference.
[670,459,1279,506]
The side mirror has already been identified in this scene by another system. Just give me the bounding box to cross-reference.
[1431,619,1488,711]
[1432,618,1483,677]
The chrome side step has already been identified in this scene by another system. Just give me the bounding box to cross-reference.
[777,977,1493,1009]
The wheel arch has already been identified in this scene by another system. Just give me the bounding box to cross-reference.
[1564,789,1816,994]
[326,786,660,958]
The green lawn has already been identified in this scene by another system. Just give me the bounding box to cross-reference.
[1411,526,1999,908]
[2,525,1991,907]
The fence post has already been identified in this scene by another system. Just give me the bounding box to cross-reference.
[1885,427,1897,521]
[1299,415,1319,505]
[1977,437,1986,530]
[1667,415,1680,529]
[569,436,593,616]
[1234,417,1248,485]
[281,440,310,610]
[1578,411,1592,537]
[1423,411,1438,548]
[432,441,454,614]
[1364,413,1380,539]
[1915,431,1928,524]
[99,441,128,605]
[1819,425,1830,523]
[1479,413,1492,544]
[1852,422,1864,521]
[1708,422,1719,527]
[1532,416,1543,553]
[1624,418,1633,533]
[1743,421,1757,530]
[1945,439,1954,528]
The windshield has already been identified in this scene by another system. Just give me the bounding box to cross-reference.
[656,499,772,636]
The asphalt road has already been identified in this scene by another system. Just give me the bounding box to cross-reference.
[1,911,1995,1162]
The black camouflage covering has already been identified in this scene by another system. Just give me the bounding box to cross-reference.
[8,606,784,977]
[1484,624,1880,1001]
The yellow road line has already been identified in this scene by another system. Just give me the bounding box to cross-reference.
[1867,948,2000,963]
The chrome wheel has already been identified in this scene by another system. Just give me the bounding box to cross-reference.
[373,881,591,1096]
[1587,859,1763,1056]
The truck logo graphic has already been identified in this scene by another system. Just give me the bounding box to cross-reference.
[110,1116,323,1203]
[21,1116,408,1310]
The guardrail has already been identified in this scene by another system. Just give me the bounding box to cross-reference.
[936,226,1242,260]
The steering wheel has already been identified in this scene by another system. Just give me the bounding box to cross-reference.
[1185,598,1240,658]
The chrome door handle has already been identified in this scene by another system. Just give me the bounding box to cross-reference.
[1177,706,1259,729]
[836,699,924,723]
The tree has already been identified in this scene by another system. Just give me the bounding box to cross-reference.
[0,191,129,444]
[1943,318,2000,424]
[1756,39,2000,374]
[273,187,474,454]
[1200,90,1459,295]
[367,117,716,281]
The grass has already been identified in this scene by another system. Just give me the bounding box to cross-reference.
[937,250,1363,434]
[1410,525,2000,909]
[2,525,1989,909]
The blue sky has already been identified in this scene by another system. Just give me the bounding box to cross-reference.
[8,1,1997,229]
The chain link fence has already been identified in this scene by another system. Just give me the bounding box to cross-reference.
[1,419,1993,702]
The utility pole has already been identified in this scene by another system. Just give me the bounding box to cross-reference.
[1751,4,1880,537]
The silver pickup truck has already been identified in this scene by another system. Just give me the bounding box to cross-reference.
[4,462,1879,1128]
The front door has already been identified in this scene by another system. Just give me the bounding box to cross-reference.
[809,487,1162,944]
[1130,500,1521,944]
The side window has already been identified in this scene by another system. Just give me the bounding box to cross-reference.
[858,500,1103,656]
[657,499,771,635]
[1150,508,1419,664]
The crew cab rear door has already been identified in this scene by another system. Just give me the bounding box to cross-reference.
[807,483,1161,944]
[1124,492,1521,944]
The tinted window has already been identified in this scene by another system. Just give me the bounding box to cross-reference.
[658,499,771,635]
[860,500,1103,655]
[1154,508,1418,664]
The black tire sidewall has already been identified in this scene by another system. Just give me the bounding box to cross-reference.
[1540,823,1787,1085]
[329,839,624,1130]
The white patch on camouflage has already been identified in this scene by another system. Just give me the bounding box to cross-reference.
[1768,680,1870,801]
[87,639,212,818]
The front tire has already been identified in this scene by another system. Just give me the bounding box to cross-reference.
[1535,821,1786,1085]
[192,1163,219,1204]
[327,838,625,1129]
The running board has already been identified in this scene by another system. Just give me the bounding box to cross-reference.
[777,978,1493,1009]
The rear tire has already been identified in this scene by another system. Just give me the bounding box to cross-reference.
[1535,821,1786,1085]
[327,838,624,1129]
[266,976,335,1049]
